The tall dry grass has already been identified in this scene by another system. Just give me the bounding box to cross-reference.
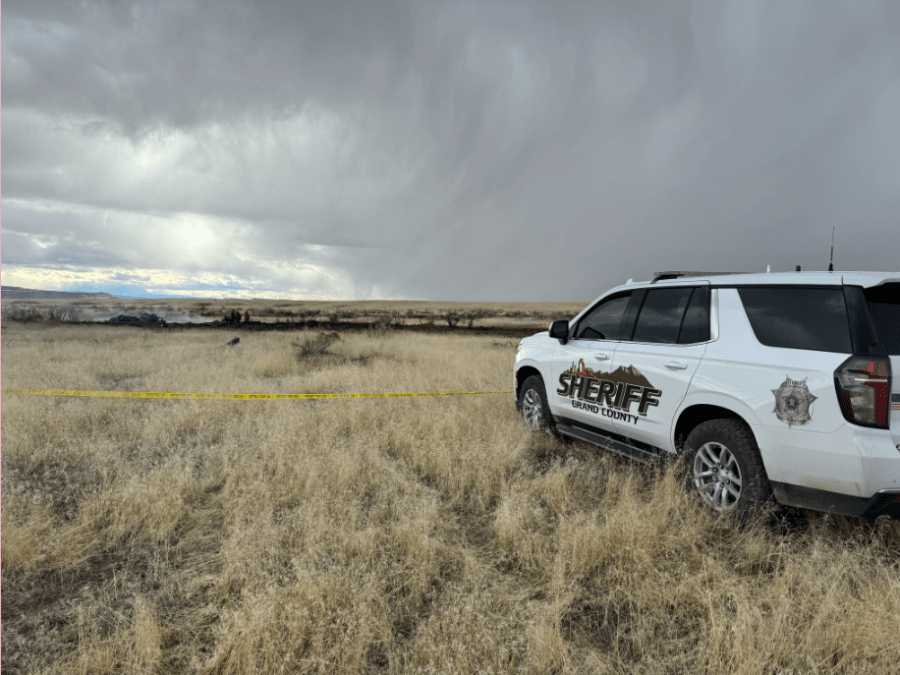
[2,321,899,674]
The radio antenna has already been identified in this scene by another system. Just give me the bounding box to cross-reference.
[828,227,835,272]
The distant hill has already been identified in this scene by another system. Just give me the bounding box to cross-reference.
[1,286,118,300]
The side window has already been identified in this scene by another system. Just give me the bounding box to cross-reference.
[678,286,710,344]
[737,286,852,353]
[573,293,632,340]
[631,287,694,344]
[864,283,900,356]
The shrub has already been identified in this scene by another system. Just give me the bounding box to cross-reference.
[293,331,342,358]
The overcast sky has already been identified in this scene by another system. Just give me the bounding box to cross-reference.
[3,0,899,301]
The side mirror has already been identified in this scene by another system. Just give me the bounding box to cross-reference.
[549,320,569,344]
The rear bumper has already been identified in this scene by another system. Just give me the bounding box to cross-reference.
[771,483,900,519]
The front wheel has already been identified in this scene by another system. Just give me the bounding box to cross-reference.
[519,375,553,431]
[683,419,771,513]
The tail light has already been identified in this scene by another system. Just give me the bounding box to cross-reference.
[834,356,892,428]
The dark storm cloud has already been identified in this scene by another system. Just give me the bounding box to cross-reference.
[1,200,138,267]
[3,0,900,300]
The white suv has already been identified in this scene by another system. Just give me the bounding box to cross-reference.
[514,271,900,519]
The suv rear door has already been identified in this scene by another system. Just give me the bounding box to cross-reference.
[608,283,710,449]
[718,284,859,494]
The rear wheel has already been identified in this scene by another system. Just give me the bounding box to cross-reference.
[519,375,553,431]
[683,419,771,513]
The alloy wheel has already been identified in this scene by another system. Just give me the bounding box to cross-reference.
[522,388,544,429]
[692,441,743,510]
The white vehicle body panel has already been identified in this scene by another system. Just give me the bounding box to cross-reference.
[515,336,554,393]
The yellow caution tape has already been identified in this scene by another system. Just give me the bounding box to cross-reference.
[3,388,513,400]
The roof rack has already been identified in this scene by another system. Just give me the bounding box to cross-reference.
[651,271,742,284]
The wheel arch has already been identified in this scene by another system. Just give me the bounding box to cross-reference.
[673,403,757,454]
[514,365,543,410]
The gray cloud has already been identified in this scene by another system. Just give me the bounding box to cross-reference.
[3,0,900,300]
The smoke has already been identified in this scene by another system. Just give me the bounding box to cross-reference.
[81,305,212,323]
[2,303,211,324]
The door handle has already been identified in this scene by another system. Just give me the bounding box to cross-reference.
[665,361,688,370]
[594,354,610,361]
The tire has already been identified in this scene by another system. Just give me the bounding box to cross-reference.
[682,419,771,514]
[519,375,554,431]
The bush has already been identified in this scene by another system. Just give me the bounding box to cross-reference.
[2,305,74,323]
[463,309,491,328]
[293,331,341,358]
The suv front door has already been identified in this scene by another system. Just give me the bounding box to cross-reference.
[549,291,634,433]
[609,284,710,449]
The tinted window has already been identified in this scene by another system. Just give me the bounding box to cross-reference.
[631,287,694,344]
[678,286,710,344]
[737,287,852,353]
[574,293,631,340]
[865,283,900,355]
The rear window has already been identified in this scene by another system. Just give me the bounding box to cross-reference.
[737,286,852,353]
[865,283,900,355]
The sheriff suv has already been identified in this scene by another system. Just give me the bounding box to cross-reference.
[514,270,900,519]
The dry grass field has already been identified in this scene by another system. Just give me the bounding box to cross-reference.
[2,316,900,674]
